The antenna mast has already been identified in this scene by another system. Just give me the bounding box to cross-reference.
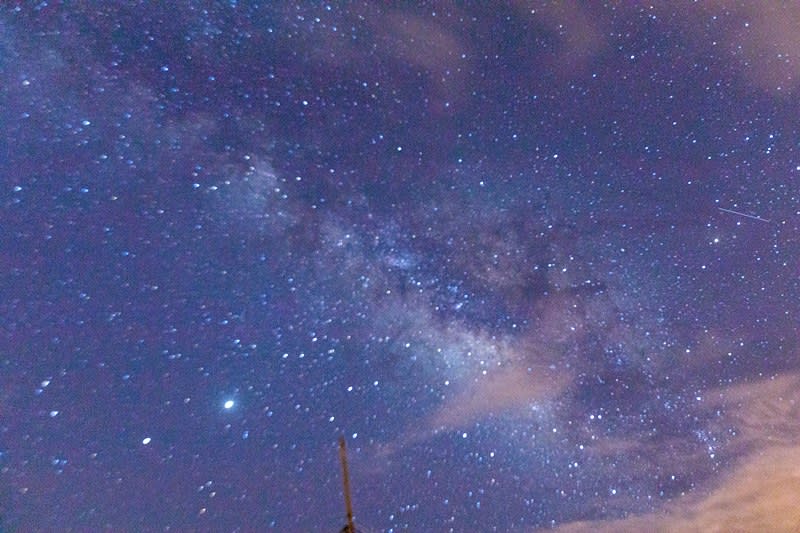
[338,436,356,533]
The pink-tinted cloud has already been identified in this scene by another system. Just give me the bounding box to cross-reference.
[551,372,800,532]
[706,372,800,449]
[716,2,800,94]
[512,0,610,77]
[553,445,800,533]
[425,363,569,433]
[650,1,800,95]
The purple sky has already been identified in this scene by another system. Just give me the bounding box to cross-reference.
[3,2,800,531]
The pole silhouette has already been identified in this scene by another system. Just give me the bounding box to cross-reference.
[338,436,356,533]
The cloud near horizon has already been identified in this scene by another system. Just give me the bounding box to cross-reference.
[550,373,800,532]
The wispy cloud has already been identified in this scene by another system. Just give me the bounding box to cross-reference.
[553,445,800,533]
[425,363,569,433]
[649,1,800,95]
[551,372,800,532]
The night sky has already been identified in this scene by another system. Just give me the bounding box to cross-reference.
[3,2,800,531]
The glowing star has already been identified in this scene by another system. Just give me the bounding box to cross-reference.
[223,400,235,410]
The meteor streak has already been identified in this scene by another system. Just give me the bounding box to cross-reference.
[717,207,770,223]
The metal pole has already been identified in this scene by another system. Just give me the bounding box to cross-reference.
[338,436,356,533]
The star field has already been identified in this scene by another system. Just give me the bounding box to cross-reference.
[2,3,800,531]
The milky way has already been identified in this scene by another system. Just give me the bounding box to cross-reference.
[2,3,800,531]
